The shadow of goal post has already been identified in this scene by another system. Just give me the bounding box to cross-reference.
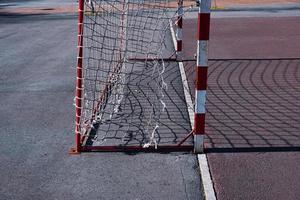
[69,0,212,154]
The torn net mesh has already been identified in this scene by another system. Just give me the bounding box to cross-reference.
[80,0,191,148]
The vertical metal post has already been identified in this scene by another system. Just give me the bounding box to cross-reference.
[194,0,211,153]
[74,0,84,153]
[176,0,183,59]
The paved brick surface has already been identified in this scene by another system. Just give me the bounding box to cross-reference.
[184,59,300,149]
[181,17,300,149]
[182,17,300,59]
[212,0,299,7]
[208,152,300,200]
[182,16,300,200]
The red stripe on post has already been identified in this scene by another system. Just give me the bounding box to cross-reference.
[177,40,182,51]
[194,113,205,135]
[197,13,210,40]
[196,67,208,90]
[177,17,183,28]
[75,0,84,152]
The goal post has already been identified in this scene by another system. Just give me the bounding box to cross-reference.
[194,0,211,153]
[69,0,211,154]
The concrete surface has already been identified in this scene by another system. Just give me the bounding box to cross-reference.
[0,12,202,200]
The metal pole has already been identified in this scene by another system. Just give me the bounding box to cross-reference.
[74,0,84,153]
[194,0,211,153]
[176,0,183,59]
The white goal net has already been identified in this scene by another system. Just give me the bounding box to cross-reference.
[77,0,192,149]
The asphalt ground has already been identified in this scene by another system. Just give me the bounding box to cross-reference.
[1,1,300,200]
[0,0,74,7]
[181,14,300,200]
[0,13,202,200]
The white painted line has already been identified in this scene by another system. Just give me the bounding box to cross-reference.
[170,20,217,200]
[178,61,194,128]
[170,20,177,48]
[169,20,194,128]
[198,154,217,200]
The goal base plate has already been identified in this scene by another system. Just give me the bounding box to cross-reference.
[68,147,81,155]
[194,135,204,154]
[78,145,194,153]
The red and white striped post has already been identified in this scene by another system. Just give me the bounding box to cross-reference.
[194,0,211,153]
[72,0,84,154]
[176,0,183,59]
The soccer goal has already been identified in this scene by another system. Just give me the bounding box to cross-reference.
[69,0,211,154]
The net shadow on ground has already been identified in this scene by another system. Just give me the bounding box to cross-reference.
[183,59,300,152]
[84,60,193,149]
[79,2,194,151]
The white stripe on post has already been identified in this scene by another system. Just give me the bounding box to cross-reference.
[197,40,208,67]
[176,28,182,41]
[195,90,206,114]
[200,0,211,13]
[178,4,184,15]
[194,0,211,153]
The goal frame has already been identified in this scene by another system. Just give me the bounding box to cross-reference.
[69,0,211,154]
